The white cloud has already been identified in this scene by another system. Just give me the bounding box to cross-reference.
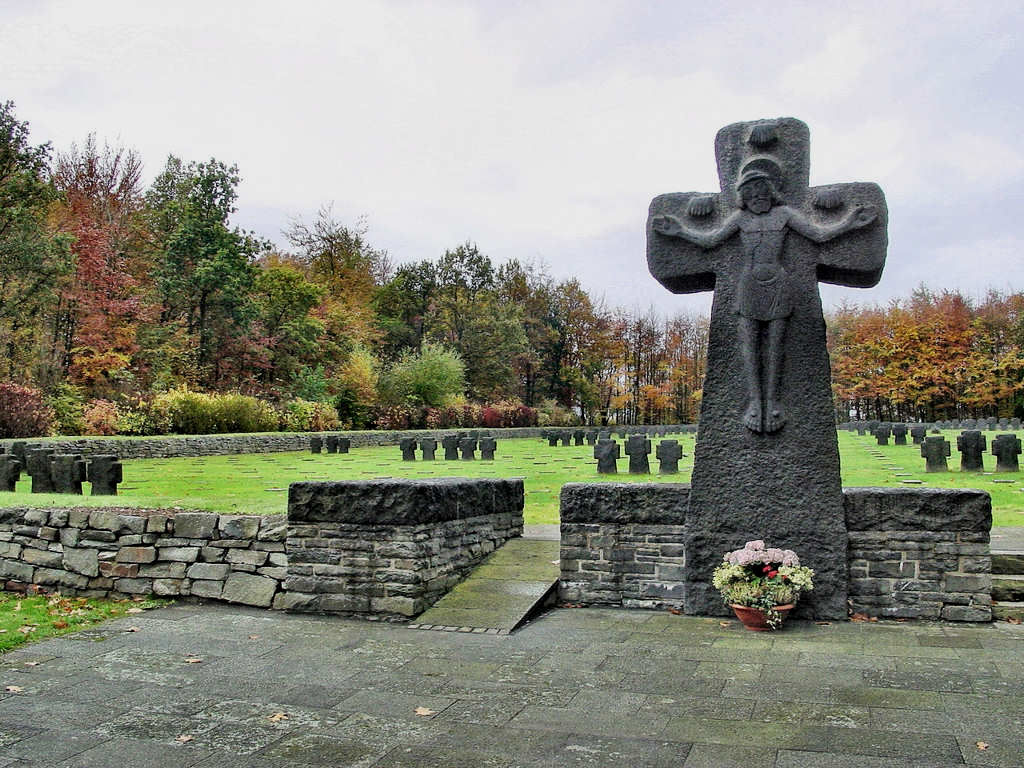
[1,0,1022,314]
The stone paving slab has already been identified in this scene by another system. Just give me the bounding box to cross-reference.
[0,603,1022,766]
[412,539,560,633]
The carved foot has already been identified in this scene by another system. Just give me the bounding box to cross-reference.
[764,400,786,433]
[743,401,763,433]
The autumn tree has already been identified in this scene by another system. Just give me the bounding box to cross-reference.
[49,135,147,396]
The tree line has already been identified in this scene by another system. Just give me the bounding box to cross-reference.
[3,101,1019,436]
[0,101,708,435]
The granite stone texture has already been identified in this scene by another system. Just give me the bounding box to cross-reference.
[647,118,888,620]
[559,484,991,621]
[284,478,525,619]
[0,508,285,607]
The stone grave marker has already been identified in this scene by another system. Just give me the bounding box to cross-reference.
[594,439,619,474]
[560,432,573,447]
[910,425,927,444]
[441,434,460,460]
[0,454,21,491]
[399,438,417,461]
[10,441,29,467]
[546,432,559,447]
[921,435,951,472]
[957,430,986,472]
[891,423,907,445]
[624,434,651,475]
[459,437,477,460]
[479,437,497,461]
[992,433,1022,473]
[656,439,682,474]
[585,430,597,446]
[999,418,1009,430]
[1012,417,1021,430]
[52,454,87,494]
[598,430,611,442]
[309,437,323,454]
[420,437,437,461]
[874,423,891,445]
[647,117,887,618]
[26,448,56,493]
[572,430,585,446]
[855,422,867,436]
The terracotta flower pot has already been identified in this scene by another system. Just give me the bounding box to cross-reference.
[729,603,795,631]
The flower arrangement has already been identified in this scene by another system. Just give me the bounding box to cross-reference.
[711,540,815,628]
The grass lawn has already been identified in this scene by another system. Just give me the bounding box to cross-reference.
[1,430,1022,526]
[0,593,166,654]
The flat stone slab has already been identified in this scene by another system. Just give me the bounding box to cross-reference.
[412,538,559,633]
[3,604,1024,767]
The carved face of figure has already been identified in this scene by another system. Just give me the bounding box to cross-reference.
[740,178,773,214]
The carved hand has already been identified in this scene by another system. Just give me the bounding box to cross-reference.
[848,204,878,229]
[652,215,682,236]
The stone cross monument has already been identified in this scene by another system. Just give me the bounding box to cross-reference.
[647,117,887,619]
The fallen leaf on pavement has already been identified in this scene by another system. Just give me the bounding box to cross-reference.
[126,627,140,633]
[23,662,39,667]
[268,712,289,722]
[184,657,203,664]
[414,707,437,717]
[668,609,682,615]
[976,742,989,751]
[5,686,24,693]
[125,608,144,614]
[719,622,731,627]
[175,734,193,743]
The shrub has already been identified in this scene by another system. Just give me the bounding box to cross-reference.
[154,389,278,434]
[281,398,340,432]
[117,396,172,436]
[46,383,86,435]
[0,382,54,438]
[372,404,415,430]
[82,399,120,435]
[537,398,577,427]
[381,342,465,408]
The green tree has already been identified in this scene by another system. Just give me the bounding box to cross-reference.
[381,342,465,408]
[253,258,326,392]
[0,101,73,379]
[145,156,268,388]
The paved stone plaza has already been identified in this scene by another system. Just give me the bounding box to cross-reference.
[0,603,1022,767]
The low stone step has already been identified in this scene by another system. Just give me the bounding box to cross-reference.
[992,601,1024,622]
[410,538,560,635]
[992,574,1024,602]
[992,551,1024,575]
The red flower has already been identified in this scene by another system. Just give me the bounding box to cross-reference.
[762,565,772,573]
[767,570,778,578]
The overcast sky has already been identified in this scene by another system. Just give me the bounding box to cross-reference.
[2,0,1022,316]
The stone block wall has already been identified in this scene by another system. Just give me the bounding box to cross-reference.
[559,483,689,609]
[558,484,993,621]
[0,508,287,607]
[845,488,992,621]
[3,429,549,460]
[283,478,524,619]
[3,425,699,460]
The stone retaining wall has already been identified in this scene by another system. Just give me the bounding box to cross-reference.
[558,483,993,621]
[559,484,689,609]
[2,425,698,460]
[845,488,992,621]
[2,430,544,459]
[283,478,524,619]
[0,508,287,607]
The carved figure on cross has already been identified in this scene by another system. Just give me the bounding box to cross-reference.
[647,118,887,436]
[652,158,876,433]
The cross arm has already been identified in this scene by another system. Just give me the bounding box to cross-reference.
[809,182,888,289]
[647,192,726,294]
